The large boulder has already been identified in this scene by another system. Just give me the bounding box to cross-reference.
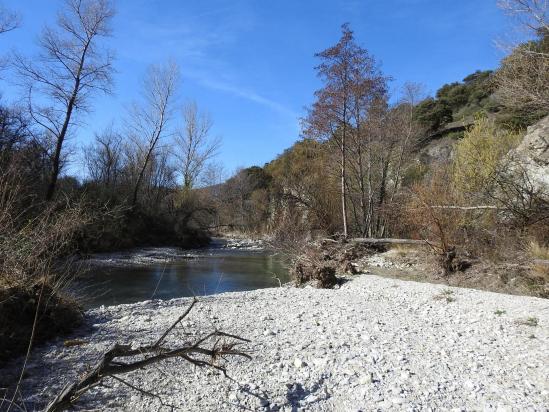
[512,115,549,188]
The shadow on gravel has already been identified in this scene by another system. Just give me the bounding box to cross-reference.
[227,384,271,411]
[285,376,329,411]
[337,277,352,287]
[225,376,330,411]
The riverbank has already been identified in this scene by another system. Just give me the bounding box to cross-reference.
[356,246,549,298]
[2,274,547,411]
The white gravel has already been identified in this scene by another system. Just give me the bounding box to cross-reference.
[222,238,265,250]
[5,274,549,411]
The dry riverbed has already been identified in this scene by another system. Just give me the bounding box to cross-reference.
[2,274,548,411]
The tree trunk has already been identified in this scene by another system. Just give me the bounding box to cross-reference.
[341,123,348,238]
[45,42,89,201]
[132,122,164,207]
[365,132,374,237]
[354,111,367,236]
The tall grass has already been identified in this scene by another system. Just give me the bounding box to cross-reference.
[529,240,549,260]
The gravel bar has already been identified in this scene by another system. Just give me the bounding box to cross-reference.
[4,274,549,411]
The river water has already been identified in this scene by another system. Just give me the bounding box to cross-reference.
[76,239,289,308]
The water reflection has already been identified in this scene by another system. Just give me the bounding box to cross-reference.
[76,249,289,308]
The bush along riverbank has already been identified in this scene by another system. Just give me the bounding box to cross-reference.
[1,274,547,411]
[284,239,549,298]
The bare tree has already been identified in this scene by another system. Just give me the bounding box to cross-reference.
[0,3,20,35]
[175,101,221,190]
[495,0,549,113]
[201,161,225,188]
[303,24,353,238]
[83,126,122,187]
[390,83,423,192]
[200,161,226,229]
[14,0,115,200]
[127,61,179,207]
[0,4,20,73]
[496,44,549,113]
[304,23,387,238]
[142,146,176,208]
[498,0,548,37]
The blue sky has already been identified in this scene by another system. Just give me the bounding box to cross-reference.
[0,0,514,177]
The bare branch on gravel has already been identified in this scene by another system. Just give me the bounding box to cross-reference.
[45,298,251,412]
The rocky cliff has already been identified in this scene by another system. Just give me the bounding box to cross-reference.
[512,115,549,188]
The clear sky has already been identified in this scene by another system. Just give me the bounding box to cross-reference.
[0,0,514,177]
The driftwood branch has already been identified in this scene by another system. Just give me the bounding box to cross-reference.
[407,205,501,211]
[45,298,251,412]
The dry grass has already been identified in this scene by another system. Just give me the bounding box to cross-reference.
[0,167,90,367]
[0,166,91,289]
[532,263,549,280]
[433,289,457,303]
[388,244,417,257]
[528,240,549,281]
[529,240,549,260]
[0,284,83,364]
[515,316,539,327]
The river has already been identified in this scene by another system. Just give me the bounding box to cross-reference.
[75,238,289,308]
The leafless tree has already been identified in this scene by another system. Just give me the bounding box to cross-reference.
[339,82,423,238]
[498,0,548,38]
[142,146,176,208]
[304,23,388,238]
[126,61,179,207]
[303,25,349,237]
[83,126,123,187]
[376,83,424,234]
[346,97,387,237]
[0,3,20,35]
[496,38,549,113]
[0,4,20,74]
[175,101,221,190]
[495,0,549,112]
[391,83,424,192]
[14,0,115,200]
[487,157,549,227]
[201,161,225,188]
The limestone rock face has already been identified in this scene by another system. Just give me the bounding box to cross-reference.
[516,115,549,165]
[512,115,549,188]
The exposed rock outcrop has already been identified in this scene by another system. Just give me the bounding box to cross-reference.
[512,115,549,188]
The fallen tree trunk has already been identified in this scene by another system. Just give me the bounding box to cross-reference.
[45,298,251,412]
[349,238,429,245]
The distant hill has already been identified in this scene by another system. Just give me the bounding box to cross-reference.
[414,69,548,164]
